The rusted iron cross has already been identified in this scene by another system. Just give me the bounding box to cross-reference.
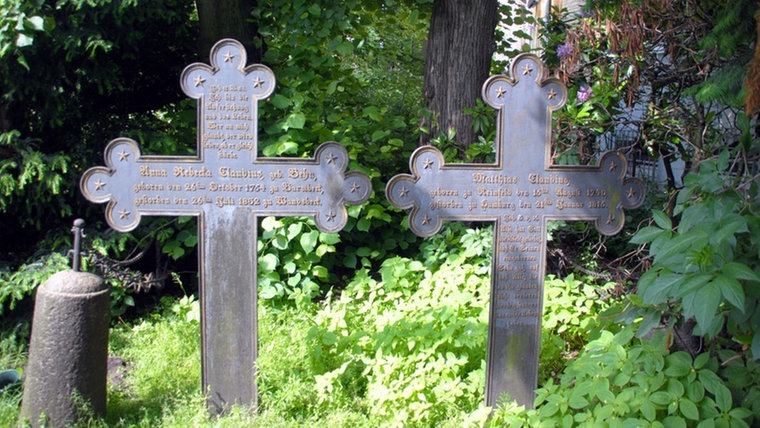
[81,39,370,413]
[386,54,644,407]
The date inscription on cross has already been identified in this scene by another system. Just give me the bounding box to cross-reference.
[81,39,371,413]
[386,54,644,407]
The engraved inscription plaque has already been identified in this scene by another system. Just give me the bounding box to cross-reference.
[80,39,371,413]
[386,54,644,407]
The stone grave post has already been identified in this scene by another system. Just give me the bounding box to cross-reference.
[21,220,109,427]
[386,54,645,407]
[80,39,371,413]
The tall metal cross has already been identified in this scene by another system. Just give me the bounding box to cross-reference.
[81,39,371,413]
[386,54,644,407]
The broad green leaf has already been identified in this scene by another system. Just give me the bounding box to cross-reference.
[693,352,710,370]
[300,230,319,254]
[335,40,354,55]
[722,262,760,282]
[362,106,383,122]
[631,226,666,244]
[642,271,681,304]
[259,253,278,271]
[260,285,278,299]
[692,281,721,328]
[662,416,687,428]
[261,216,280,231]
[271,94,290,109]
[567,389,589,409]
[715,274,745,310]
[686,381,705,402]
[312,265,328,279]
[699,369,732,412]
[711,215,746,245]
[285,112,306,129]
[650,391,673,405]
[319,232,340,245]
[665,352,691,377]
[25,16,45,31]
[652,210,672,230]
[16,34,33,48]
[678,273,712,297]
[287,223,303,240]
[272,234,289,250]
[654,233,704,266]
[641,398,656,421]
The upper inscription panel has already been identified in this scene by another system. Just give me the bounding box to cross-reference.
[81,39,370,233]
[386,54,644,238]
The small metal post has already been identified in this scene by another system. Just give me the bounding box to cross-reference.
[71,219,85,272]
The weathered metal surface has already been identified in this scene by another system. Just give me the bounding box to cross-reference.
[386,54,644,407]
[71,218,85,272]
[80,38,371,413]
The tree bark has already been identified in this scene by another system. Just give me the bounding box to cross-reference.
[420,0,499,150]
[195,0,262,61]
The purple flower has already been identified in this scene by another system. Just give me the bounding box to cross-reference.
[557,42,573,60]
[577,85,593,103]
[579,9,596,19]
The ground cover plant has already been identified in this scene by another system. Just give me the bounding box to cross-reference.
[2,223,757,427]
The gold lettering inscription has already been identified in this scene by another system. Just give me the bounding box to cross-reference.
[281,183,324,193]
[275,196,322,206]
[218,167,263,179]
[528,173,570,186]
[139,166,167,177]
[429,188,459,198]
[133,182,165,193]
[134,195,170,206]
[556,200,585,210]
[472,173,518,184]
[174,166,212,178]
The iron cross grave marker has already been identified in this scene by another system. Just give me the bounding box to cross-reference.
[386,54,644,408]
[80,39,371,413]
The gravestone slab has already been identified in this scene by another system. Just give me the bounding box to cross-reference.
[386,53,644,407]
[81,39,371,413]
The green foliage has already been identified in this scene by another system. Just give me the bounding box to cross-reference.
[0,130,72,229]
[630,150,760,356]
[0,252,69,315]
[257,216,343,306]
[492,327,757,427]
[307,252,489,426]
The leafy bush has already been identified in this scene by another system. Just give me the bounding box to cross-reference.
[629,150,760,355]
[0,252,69,315]
[492,327,757,427]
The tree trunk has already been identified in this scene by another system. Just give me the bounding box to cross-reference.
[195,0,262,61]
[420,0,499,150]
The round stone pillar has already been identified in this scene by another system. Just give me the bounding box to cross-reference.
[20,270,109,427]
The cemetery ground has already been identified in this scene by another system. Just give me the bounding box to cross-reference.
[1,219,759,427]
